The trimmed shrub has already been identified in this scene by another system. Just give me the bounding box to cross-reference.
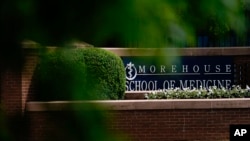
[81,48,125,100]
[34,49,86,100]
[33,48,125,100]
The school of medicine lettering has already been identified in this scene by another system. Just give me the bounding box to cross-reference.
[125,62,233,91]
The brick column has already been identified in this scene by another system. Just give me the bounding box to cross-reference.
[21,41,40,113]
[0,41,39,115]
[0,68,22,116]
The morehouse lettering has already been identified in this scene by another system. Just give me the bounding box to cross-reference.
[125,62,233,91]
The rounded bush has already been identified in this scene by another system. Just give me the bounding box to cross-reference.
[34,49,86,100]
[33,48,125,100]
[81,48,126,100]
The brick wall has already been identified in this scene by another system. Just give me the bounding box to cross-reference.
[1,69,22,116]
[0,68,26,141]
[107,109,250,141]
[0,45,38,141]
[21,48,39,108]
[25,100,250,141]
[25,108,250,141]
[0,47,38,115]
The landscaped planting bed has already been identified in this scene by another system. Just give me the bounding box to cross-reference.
[145,85,250,99]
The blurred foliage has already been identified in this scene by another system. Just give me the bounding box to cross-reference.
[0,110,10,141]
[0,0,248,48]
[0,1,248,141]
[33,48,125,100]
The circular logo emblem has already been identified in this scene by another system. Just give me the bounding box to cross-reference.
[125,62,137,80]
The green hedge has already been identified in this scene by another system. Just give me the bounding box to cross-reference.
[33,48,125,100]
[82,48,125,100]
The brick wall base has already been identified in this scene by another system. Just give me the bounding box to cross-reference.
[107,109,250,141]
[25,100,250,141]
